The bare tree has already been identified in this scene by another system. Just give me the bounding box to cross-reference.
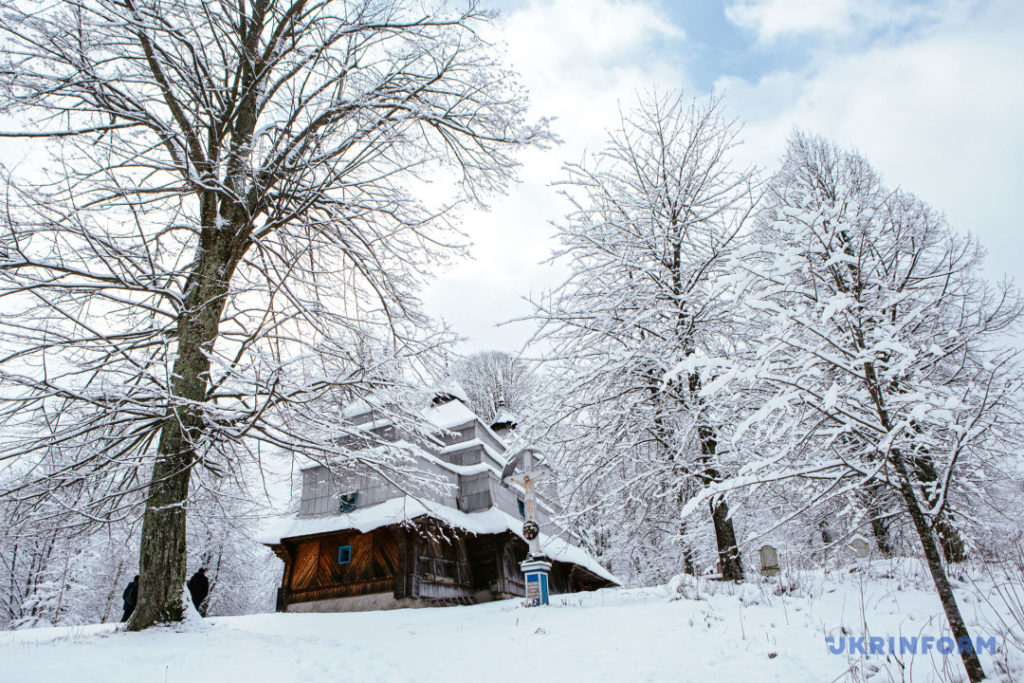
[0,0,550,629]
[450,350,538,422]
[0,452,139,629]
[532,92,758,581]
[718,132,1024,681]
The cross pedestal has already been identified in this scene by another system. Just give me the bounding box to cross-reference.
[520,557,552,606]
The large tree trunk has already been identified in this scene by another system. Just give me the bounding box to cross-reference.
[913,454,967,563]
[130,443,193,627]
[698,425,743,580]
[129,8,260,625]
[680,367,743,581]
[710,495,743,580]
[863,361,983,681]
[128,224,234,630]
[891,449,985,682]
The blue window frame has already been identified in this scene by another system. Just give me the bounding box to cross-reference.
[339,491,358,513]
[338,545,352,564]
[517,498,525,518]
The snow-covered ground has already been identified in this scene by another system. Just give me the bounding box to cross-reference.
[2,560,1022,683]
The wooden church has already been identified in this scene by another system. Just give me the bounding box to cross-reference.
[262,390,617,612]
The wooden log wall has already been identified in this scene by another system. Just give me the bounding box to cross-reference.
[271,524,615,611]
[413,520,475,601]
[393,527,410,600]
[465,535,499,591]
[283,527,399,604]
[495,535,527,597]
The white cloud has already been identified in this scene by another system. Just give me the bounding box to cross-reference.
[724,0,964,43]
[720,0,1024,285]
[422,0,686,352]
[500,0,682,66]
[425,0,1024,352]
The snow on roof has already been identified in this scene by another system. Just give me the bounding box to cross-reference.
[259,496,618,585]
[418,449,493,477]
[422,398,478,431]
[431,378,469,404]
[440,438,506,470]
[491,403,516,423]
[490,403,517,428]
[439,437,483,456]
[338,389,513,459]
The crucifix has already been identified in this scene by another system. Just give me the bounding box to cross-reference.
[503,449,553,606]
[503,449,545,557]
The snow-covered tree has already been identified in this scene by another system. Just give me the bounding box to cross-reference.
[532,92,758,581]
[186,466,281,617]
[450,350,538,422]
[0,0,550,629]
[0,472,139,629]
[722,132,1023,681]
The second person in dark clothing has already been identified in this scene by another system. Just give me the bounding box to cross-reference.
[121,575,139,622]
[187,568,209,615]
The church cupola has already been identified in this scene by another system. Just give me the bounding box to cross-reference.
[490,399,517,437]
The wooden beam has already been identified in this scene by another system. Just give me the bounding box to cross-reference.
[393,527,408,600]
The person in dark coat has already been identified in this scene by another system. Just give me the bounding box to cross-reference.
[121,575,139,622]
[187,568,209,615]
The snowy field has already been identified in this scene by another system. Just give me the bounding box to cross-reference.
[2,560,1022,683]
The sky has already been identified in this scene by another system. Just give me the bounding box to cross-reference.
[423,0,1024,354]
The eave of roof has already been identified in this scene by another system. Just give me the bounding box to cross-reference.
[259,496,618,585]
